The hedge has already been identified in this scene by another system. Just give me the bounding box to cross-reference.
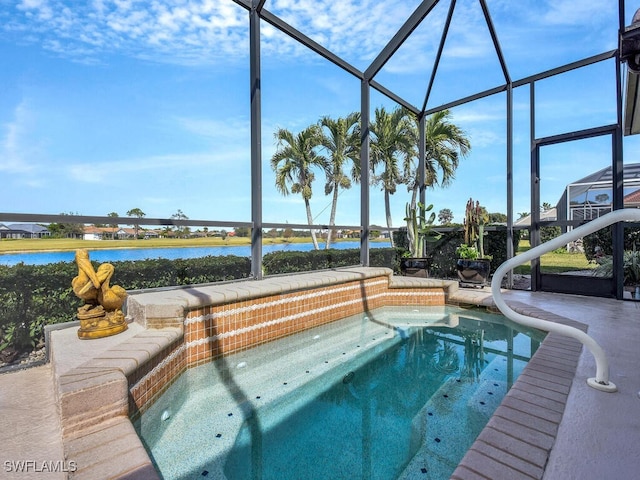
[394,226,521,278]
[0,255,251,357]
[262,247,397,275]
[10,241,539,360]
[583,225,640,261]
[0,249,399,359]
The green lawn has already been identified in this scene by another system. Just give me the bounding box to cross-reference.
[513,240,596,275]
[0,236,252,253]
[0,236,387,254]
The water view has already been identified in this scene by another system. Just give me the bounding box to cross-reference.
[0,241,390,266]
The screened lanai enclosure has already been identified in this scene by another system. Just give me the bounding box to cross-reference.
[3,1,640,300]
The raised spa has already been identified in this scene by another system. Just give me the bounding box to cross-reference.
[134,306,544,480]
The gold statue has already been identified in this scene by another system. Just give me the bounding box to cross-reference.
[72,249,128,339]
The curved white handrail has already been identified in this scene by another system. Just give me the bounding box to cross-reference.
[491,209,640,393]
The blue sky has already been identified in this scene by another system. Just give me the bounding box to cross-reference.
[1,0,640,229]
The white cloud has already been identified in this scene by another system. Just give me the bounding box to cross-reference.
[2,0,618,75]
[485,0,614,28]
[66,149,247,184]
[1,0,431,68]
[0,101,37,173]
[175,116,250,141]
[467,129,506,149]
[17,0,54,21]
[267,0,421,65]
[3,0,250,65]
[540,0,615,27]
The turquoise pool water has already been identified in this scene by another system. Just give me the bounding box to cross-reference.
[135,306,543,480]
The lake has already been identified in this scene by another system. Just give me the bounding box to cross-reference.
[0,241,391,266]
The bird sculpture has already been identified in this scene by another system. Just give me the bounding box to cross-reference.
[97,263,127,312]
[72,249,128,339]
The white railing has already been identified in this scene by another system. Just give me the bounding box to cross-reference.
[491,209,640,393]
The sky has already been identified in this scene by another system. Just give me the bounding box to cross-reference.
[2,0,640,230]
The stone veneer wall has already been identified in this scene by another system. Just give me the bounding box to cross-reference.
[127,270,450,419]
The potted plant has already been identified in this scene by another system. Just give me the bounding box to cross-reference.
[456,198,491,286]
[400,201,442,277]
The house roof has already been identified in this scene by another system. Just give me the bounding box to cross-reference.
[514,208,557,226]
[6,223,49,233]
[569,162,640,185]
[624,188,640,204]
[83,226,110,234]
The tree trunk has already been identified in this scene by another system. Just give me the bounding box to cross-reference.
[385,190,394,247]
[325,183,339,249]
[305,198,320,250]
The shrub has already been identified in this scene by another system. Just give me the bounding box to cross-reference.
[540,225,561,244]
[1,249,405,360]
[485,227,521,269]
[111,255,251,290]
[0,256,251,360]
[583,225,640,261]
[594,250,640,285]
[262,247,397,275]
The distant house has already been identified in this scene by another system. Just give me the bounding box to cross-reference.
[514,208,558,227]
[83,226,108,241]
[623,188,640,207]
[342,230,360,239]
[514,163,640,226]
[556,162,640,223]
[82,226,148,240]
[0,223,50,239]
[116,228,137,239]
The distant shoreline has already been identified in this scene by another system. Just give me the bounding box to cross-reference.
[0,237,389,255]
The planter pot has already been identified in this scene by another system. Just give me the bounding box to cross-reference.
[400,257,432,278]
[624,285,640,300]
[456,258,491,286]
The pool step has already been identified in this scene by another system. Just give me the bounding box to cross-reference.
[399,356,514,479]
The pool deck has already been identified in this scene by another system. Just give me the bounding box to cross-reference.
[2,282,640,479]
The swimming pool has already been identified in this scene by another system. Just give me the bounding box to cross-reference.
[134,306,543,480]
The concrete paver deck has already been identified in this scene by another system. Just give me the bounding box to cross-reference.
[0,364,66,479]
[504,291,640,480]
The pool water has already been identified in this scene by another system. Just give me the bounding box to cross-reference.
[135,306,543,480]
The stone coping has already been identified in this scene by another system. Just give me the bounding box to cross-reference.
[125,267,413,328]
[55,327,183,478]
[52,269,581,479]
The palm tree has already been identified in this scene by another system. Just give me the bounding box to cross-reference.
[107,212,119,240]
[319,112,361,249]
[126,208,145,239]
[370,106,414,247]
[271,125,326,250]
[405,109,470,209]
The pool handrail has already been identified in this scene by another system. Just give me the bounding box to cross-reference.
[490,208,640,393]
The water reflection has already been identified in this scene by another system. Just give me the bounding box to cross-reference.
[223,314,541,480]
